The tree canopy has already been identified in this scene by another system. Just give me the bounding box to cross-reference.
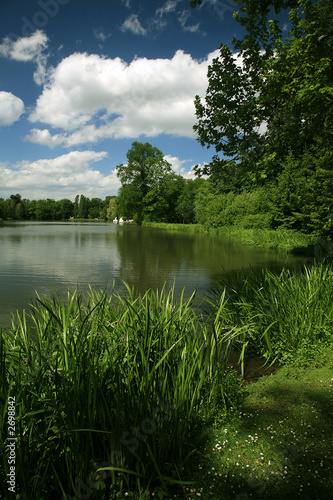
[193,0,333,184]
[192,0,333,234]
[116,141,175,224]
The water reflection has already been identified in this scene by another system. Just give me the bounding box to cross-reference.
[9,235,22,245]
[0,221,306,329]
[116,226,183,290]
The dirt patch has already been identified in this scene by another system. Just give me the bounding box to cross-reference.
[226,348,280,384]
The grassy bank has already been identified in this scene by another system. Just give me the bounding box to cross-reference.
[142,222,323,254]
[189,357,333,499]
[1,261,332,498]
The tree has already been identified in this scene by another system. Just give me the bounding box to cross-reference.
[78,195,89,219]
[192,0,333,234]
[142,173,185,223]
[3,194,26,220]
[59,199,74,220]
[117,142,172,224]
[176,178,204,223]
[193,0,333,185]
[103,196,117,221]
[33,198,61,220]
[271,146,333,235]
[0,198,4,220]
[116,184,141,221]
[25,199,37,220]
[88,198,103,219]
[100,196,114,220]
[257,1,333,175]
[35,199,52,220]
[194,43,265,164]
[74,194,79,218]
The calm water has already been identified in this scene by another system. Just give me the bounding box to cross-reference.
[0,221,305,329]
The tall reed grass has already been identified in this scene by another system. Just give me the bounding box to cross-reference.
[0,284,241,499]
[208,261,333,364]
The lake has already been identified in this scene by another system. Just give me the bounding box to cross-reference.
[0,221,306,329]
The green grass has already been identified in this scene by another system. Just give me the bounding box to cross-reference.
[187,355,333,499]
[142,222,321,254]
[0,285,242,499]
[142,222,204,233]
[206,260,333,366]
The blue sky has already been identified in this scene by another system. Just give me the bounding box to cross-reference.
[0,0,244,201]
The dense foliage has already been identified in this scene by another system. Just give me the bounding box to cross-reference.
[116,141,202,225]
[193,0,333,236]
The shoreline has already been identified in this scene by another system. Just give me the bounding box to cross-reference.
[142,221,323,255]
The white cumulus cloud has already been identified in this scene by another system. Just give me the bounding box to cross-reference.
[0,91,25,126]
[0,30,49,85]
[24,128,64,148]
[165,154,197,180]
[26,49,219,146]
[0,30,48,62]
[0,150,121,200]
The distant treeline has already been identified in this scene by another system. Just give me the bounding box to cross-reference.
[0,178,205,224]
[0,194,116,221]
